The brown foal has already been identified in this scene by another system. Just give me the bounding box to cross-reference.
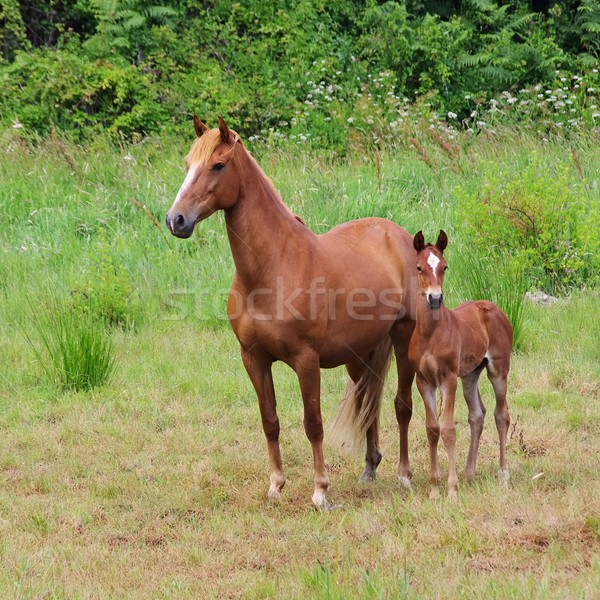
[166,117,419,508]
[408,231,513,500]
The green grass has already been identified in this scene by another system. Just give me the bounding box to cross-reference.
[23,298,116,391]
[0,129,599,598]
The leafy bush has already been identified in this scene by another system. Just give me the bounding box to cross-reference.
[70,228,142,328]
[455,154,600,294]
[0,47,167,137]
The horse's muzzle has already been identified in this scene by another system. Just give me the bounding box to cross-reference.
[427,293,443,310]
[166,212,194,238]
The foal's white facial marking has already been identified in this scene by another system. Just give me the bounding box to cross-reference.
[427,252,441,280]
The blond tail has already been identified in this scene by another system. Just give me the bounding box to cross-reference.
[328,337,393,455]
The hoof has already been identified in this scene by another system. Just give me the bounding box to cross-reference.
[447,489,459,502]
[498,468,510,487]
[312,489,330,510]
[268,485,283,502]
[359,469,376,483]
[398,476,412,490]
[461,470,476,483]
[429,487,440,500]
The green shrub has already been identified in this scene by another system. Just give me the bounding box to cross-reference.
[0,47,167,137]
[454,153,600,294]
[70,228,142,328]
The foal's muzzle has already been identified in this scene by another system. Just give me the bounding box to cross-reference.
[166,212,194,238]
[427,293,443,310]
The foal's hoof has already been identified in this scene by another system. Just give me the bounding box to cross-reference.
[447,489,459,502]
[498,468,510,487]
[461,470,476,484]
[398,476,412,491]
[429,487,440,500]
[267,487,283,502]
[312,489,330,511]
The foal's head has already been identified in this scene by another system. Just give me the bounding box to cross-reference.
[413,230,448,310]
[166,116,240,238]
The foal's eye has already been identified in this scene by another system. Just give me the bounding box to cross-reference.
[444,266,448,271]
[211,162,226,171]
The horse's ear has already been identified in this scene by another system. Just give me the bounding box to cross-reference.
[413,230,425,253]
[436,230,448,253]
[218,116,232,143]
[193,115,207,138]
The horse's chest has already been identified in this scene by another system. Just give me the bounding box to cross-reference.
[418,351,452,385]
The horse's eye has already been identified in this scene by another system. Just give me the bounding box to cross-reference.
[212,162,225,171]
[444,266,448,271]
[416,266,422,272]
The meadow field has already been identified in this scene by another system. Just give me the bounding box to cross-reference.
[0,127,599,598]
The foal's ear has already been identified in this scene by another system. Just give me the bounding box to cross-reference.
[413,230,426,253]
[435,230,448,253]
[193,115,208,138]
[218,116,232,143]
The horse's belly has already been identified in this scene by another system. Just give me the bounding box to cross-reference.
[318,320,392,368]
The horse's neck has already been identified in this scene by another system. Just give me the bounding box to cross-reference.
[224,152,311,284]
[415,297,451,339]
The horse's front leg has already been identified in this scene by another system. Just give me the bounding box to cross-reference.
[241,346,285,501]
[391,321,416,488]
[440,376,459,500]
[416,375,441,500]
[294,351,329,509]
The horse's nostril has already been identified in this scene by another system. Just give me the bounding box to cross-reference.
[175,214,185,227]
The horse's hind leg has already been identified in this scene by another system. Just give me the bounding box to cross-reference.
[241,347,285,501]
[461,364,487,482]
[346,360,382,483]
[487,357,511,485]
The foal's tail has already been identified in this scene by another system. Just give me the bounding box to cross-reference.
[328,337,393,455]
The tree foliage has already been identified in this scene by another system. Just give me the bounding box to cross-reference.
[1,0,598,141]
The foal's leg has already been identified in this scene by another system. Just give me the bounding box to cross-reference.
[416,375,441,500]
[487,358,511,485]
[440,376,459,500]
[391,322,415,488]
[294,350,329,509]
[346,360,381,483]
[461,364,487,482]
[241,347,285,501]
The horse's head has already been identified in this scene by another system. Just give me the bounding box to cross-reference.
[413,230,448,310]
[166,116,240,238]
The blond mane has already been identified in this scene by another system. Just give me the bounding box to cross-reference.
[185,129,224,167]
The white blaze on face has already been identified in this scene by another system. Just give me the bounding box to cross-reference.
[427,252,441,281]
[175,164,198,204]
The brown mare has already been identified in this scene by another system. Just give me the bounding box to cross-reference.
[166,117,418,508]
[408,230,513,500]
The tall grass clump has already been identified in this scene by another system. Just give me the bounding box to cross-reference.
[25,300,116,391]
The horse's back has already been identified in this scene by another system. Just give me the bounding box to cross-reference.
[318,217,414,283]
[324,217,412,247]
[455,300,513,352]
